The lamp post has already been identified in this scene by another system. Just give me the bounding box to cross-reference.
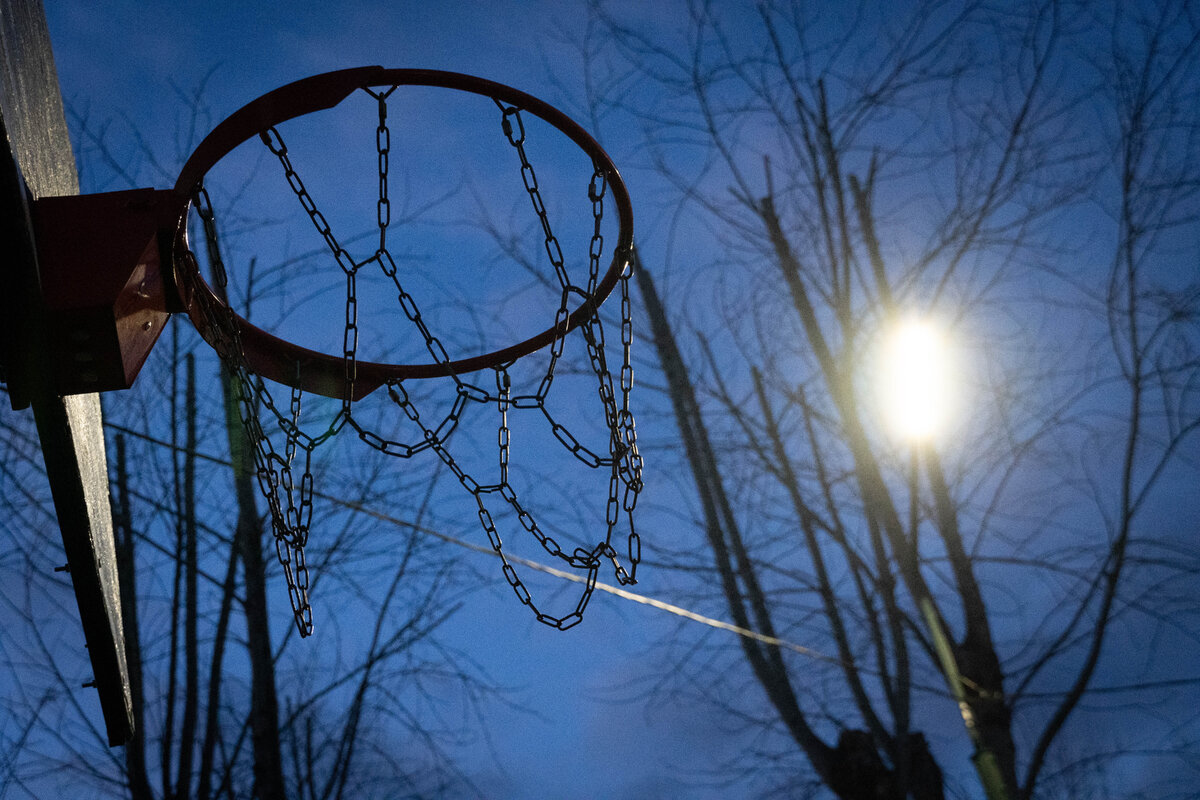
[880,318,1012,800]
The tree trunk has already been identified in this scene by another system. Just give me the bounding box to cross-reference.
[634,250,842,786]
[177,354,200,799]
[113,434,153,800]
[221,365,288,800]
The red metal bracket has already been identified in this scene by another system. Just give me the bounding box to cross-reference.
[31,188,179,395]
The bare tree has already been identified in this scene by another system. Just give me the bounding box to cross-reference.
[588,0,1200,797]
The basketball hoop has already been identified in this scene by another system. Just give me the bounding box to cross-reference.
[177,68,643,635]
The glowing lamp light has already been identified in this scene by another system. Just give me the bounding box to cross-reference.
[881,318,953,442]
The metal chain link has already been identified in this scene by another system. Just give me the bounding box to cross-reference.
[187,87,642,635]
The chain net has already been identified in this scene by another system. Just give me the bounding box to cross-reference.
[180,85,643,636]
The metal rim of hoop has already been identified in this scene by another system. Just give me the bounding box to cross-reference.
[169,66,634,399]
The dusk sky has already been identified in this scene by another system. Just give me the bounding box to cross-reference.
[3,1,1197,798]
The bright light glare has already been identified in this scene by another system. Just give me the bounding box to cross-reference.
[881,319,953,441]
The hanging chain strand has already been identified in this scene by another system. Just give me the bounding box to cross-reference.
[190,186,315,635]
[185,86,641,635]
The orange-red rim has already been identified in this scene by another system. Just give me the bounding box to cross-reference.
[171,67,633,399]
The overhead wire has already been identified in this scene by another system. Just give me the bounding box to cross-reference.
[101,420,846,666]
[11,400,1192,700]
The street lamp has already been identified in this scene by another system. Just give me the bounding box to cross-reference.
[877,315,1012,800]
[880,317,952,444]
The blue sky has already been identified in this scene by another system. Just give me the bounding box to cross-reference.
[28,1,1200,798]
